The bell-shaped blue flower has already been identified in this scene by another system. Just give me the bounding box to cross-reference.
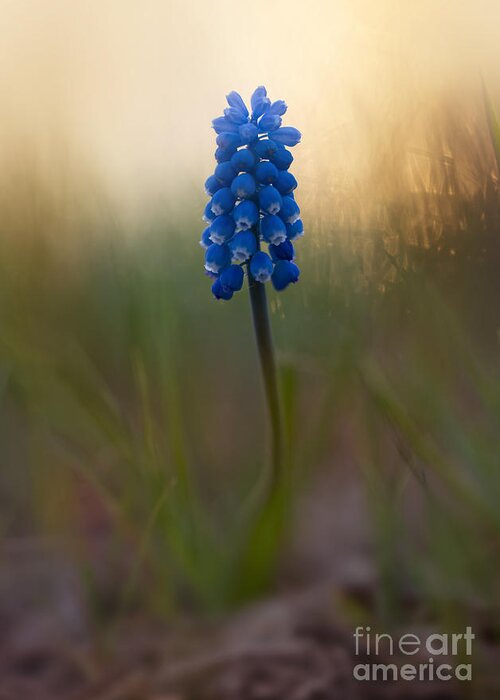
[270,146,293,170]
[271,260,300,290]
[229,231,258,263]
[216,132,242,150]
[233,200,259,231]
[280,195,300,224]
[270,126,301,146]
[224,107,248,124]
[275,171,297,195]
[212,116,240,135]
[220,264,244,291]
[205,243,231,273]
[205,174,222,196]
[258,113,282,132]
[212,278,234,301]
[203,201,216,222]
[215,146,236,163]
[255,161,279,185]
[269,100,287,116]
[258,186,283,215]
[269,239,295,261]
[260,214,287,245]
[200,226,212,248]
[215,161,237,185]
[250,251,274,283]
[253,139,278,159]
[209,215,235,244]
[251,86,271,119]
[211,187,235,216]
[231,148,256,173]
[231,173,256,199]
[239,122,259,144]
[288,219,304,240]
[226,91,249,118]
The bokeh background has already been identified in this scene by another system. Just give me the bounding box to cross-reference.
[1,1,500,697]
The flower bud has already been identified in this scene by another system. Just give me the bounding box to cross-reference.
[231,173,257,199]
[231,148,256,173]
[280,196,300,224]
[229,231,258,263]
[214,161,237,185]
[275,171,297,195]
[220,264,244,291]
[233,200,259,231]
[260,214,287,245]
[250,251,274,283]
[270,126,301,146]
[258,186,283,215]
[205,243,231,273]
[211,187,236,216]
[271,260,300,290]
[254,161,279,185]
[212,278,234,300]
[269,239,295,261]
[209,215,235,244]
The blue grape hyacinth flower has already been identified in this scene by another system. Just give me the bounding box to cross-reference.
[201,86,303,299]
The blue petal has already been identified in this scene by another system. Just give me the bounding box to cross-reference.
[288,219,304,240]
[260,214,287,245]
[233,200,259,231]
[239,122,259,144]
[212,116,240,135]
[279,195,300,223]
[209,214,235,244]
[220,264,244,291]
[200,226,212,248]
[215,145,237,163]
[271,260,300,291]
[258,113,282,132]
[270,126,301,146]
[254,161,279,185]
[231,173,256,199]
[211,187,235,216]
[203,200,216,222]
[212,278,233,300]
[253,139,278,159]
[230,148,256,173]
[269,239,294,261]
[251,86,271,120]
[205,174,222,196]
[226,91,249,118]
[275,170,297,195]
[228,231,257,263]
[216,132,242,149]
[250,251,274,283]
[205,243,231,273]
[258,185,283,215]
[269,100,287,116]
[214,161,237,185]
[250,86,267,112]
[224,107,248,125]
[270,146,293,170]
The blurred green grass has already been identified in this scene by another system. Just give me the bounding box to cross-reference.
[0,99,499,634]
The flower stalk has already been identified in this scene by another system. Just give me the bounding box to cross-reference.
[247,262,283,492]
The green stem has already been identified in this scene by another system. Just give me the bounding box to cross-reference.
[247,267,283,493]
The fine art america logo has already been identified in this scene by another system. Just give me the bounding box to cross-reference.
[353,626,474,682]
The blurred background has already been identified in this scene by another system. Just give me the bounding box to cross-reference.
[0,1,500,698]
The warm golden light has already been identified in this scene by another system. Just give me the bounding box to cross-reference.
[0,0,499,215]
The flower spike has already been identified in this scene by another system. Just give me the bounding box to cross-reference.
[200,86,303,300]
